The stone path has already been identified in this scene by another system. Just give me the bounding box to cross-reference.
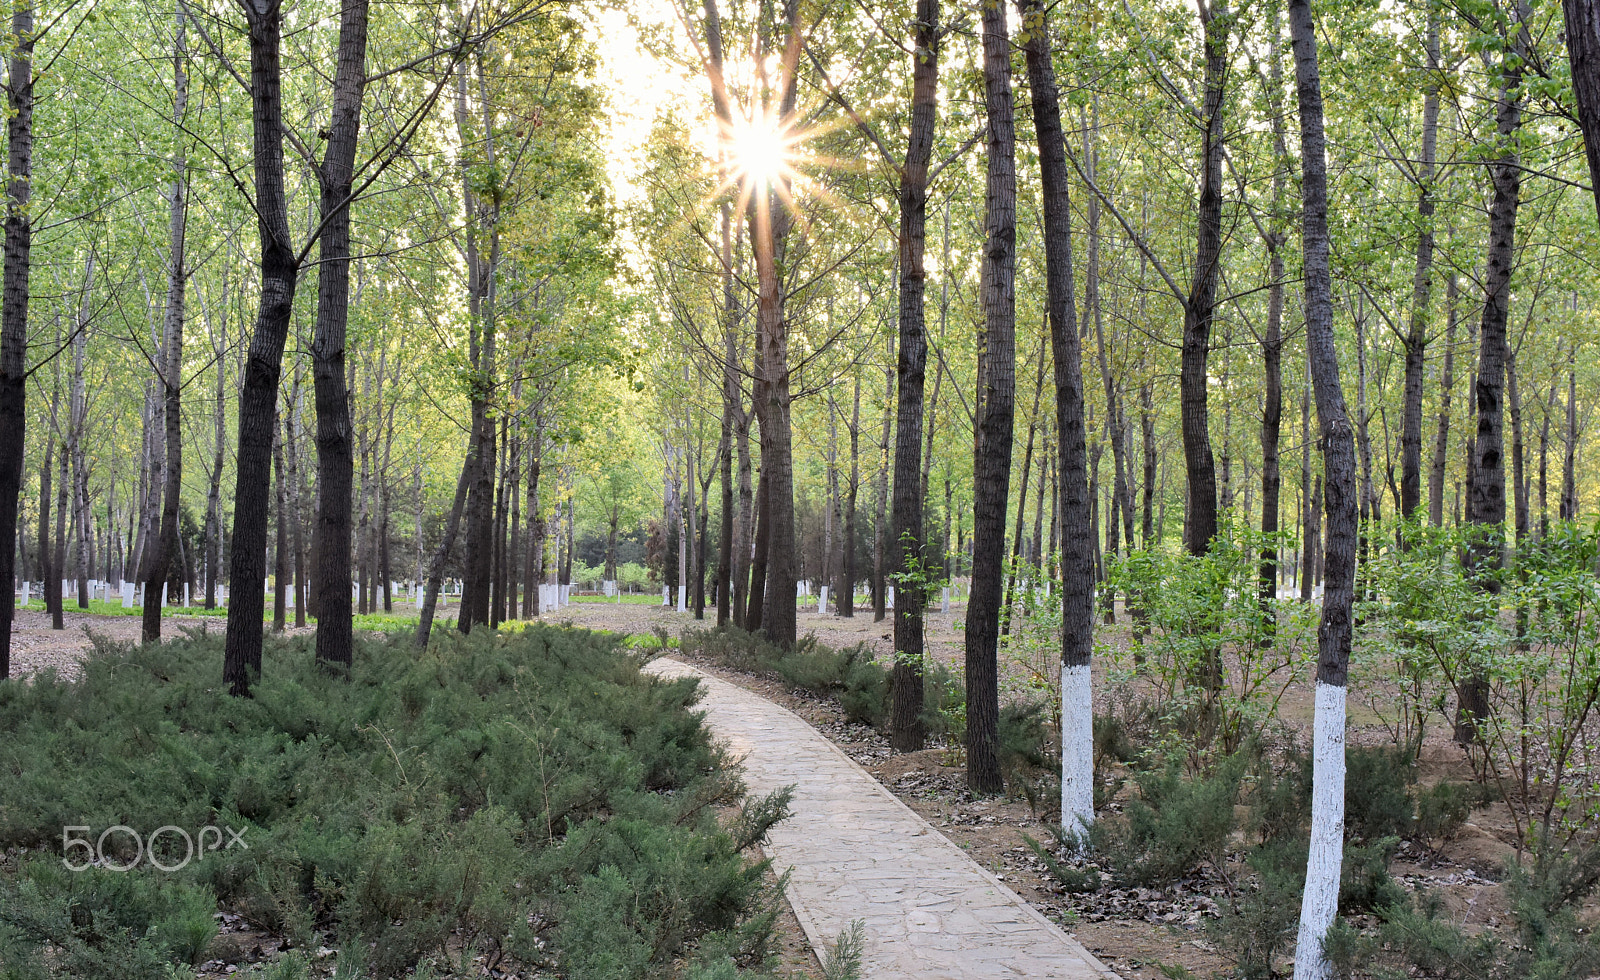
[645,658,1117,980]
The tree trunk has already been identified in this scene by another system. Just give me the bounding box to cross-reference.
[1287,3,1359,974]
[1562,353,1577,519]
[1563,0,1600,225]
[1457,9,1525,745]
[888,0,938,751]
[873,335,892,621]
[0,0,34,676]
[1399,6,1441,529]
[416,441,475,647]
[1180,4,1230,557]
[224,0,301,697]
[1428,277,1459,526]
[1022,0,1096,828]
[840,374,861,618]
[967,0,1017,795]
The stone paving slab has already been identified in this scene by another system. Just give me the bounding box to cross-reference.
[645,658,1118,979]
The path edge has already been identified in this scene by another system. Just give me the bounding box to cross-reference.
[647,656,1120,979]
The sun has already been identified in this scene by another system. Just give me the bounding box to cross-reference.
[729,113,793,189]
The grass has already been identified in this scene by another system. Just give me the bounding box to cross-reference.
[0,626,795,979]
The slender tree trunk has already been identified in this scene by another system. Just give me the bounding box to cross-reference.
[416,442,475,647]
[1287,4,1359,974]
[52,447,66,628]
[0,0,34,676]
[1562,353,1578,519]
[966,0,1017,794]
[873,335,892,621]
[224,0,301,696]
[840,374,861,617]
[888,0,938,750]
[522,418,542,617]
[1181,4,1230,557]
[37,428,52,627]
[1022,0,1096,827]
[1428,277,1460,525]
[1457,9,1525,744]
[272,424,288,631]
[1400,6,1441,530]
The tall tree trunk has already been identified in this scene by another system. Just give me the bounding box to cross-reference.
[272,424,288,631]
[966,0,1017,794]
[888,0,938,751]
[1562,353,1577,519]
[70,273,92,611]
[840,374,861,618]
[52,447,66,627]
[0,0,34,676]
[1288,3,1359,974]
[1457,8,1525,744]
[1141,382,1156,546]
[1181,3,1230,557]
[522,418,542,617]
[309,0,368,666]
[224,0,301,697]
[873,334,892,621]
[1022,0,1096,828]
[144,9,187,637]
[1400,5,1441,529]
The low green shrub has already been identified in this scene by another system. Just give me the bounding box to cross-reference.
[1089,753,1245,887]
[1331,842,1600,979]
[0,626,789,979]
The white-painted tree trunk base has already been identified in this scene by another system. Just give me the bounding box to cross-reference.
[18,581,27,606]
[1293,680,1347,980]
[818,586,829,613]
[1060,662,1095,836]
[676,585,686,613]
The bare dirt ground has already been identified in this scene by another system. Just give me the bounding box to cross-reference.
[19,599,1525,979]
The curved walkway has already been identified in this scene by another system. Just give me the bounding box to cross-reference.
[645,658,1117,980]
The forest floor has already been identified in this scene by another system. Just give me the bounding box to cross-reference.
[17,599,1528,979]
[551,598,1527,980]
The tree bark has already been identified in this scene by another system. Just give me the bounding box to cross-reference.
[1180,3,1230,557]
[1457,8,1525,744]
[1428,276,1460,526]
[223,0,301,696]
[888,0,938,752]
[966,0,1017,795]
[1399,5,1441,529]
[1022,0,1096,828]
[1287,3,1359,974]
[0,0,34,677]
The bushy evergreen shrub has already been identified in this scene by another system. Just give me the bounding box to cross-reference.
[0,626,790,979]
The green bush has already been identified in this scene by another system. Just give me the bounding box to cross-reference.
[0,627,788,979]
[1089,753,1244,887]
[1344,746,1417,843]
[681,626,893,727]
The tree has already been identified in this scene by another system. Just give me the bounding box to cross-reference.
[1019,0,1095,831]
[310,0,371,671]
[966,0,1017,795]
[886,0,940,754]
[0,0,35,680]
[1287,0,1360,975]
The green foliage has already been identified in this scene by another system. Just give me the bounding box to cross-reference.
[1333,841,1600,979]
[680,626,890,727]
[0,627,787,979]
[1104,525,1316,755]
[1089,752,1245,887]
